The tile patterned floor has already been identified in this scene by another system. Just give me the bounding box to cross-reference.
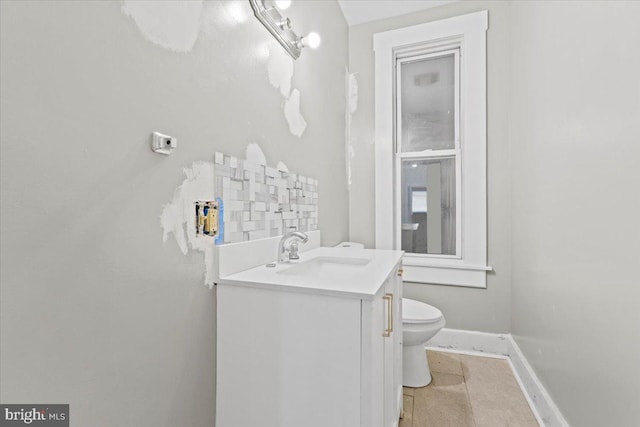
[400,350,540,427]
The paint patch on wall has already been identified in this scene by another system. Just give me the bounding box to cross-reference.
[122,0,204,52]
[284,89,307,137]
[267,43,294,98]
[160,161,216,288]
[348,72,358,114]
[246,143,267,166]
[345,70,358,188]
[266,42,307,138]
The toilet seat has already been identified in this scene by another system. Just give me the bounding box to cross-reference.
[403,298,443,324]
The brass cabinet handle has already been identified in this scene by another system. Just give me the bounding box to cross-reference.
[397,268,404,277]
[382,293,393,337]
[389,293,394,334]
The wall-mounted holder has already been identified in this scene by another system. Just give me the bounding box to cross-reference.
[151,132,177,155]
[195,200,220,239]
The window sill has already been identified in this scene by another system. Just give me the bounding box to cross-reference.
[402,257,492,288]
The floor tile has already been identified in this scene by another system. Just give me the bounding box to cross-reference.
[399,394,414,427]
[427,350,464,376]
[460,355,539,427]
[412,372,475,427]
[403,386,415,396]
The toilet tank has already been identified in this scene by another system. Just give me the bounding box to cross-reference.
[334,241,365,249]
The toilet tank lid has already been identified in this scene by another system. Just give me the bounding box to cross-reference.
[403,298,443,323]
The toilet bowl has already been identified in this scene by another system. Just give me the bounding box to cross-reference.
[402,298,445,387]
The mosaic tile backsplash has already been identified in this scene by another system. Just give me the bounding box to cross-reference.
[214,152,318,244]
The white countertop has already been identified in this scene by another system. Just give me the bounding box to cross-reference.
[219,246,404,300]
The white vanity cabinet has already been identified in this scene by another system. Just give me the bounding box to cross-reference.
[361,264,404,427]
[216,253,403,427]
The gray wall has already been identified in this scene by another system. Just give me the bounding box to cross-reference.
[0,1,348,426]
[509,2,640,426]
[348,1,512,333]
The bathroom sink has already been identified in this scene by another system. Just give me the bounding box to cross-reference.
[220,246,405,299]
[278,256,370,277]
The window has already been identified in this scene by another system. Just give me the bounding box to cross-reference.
[374,11,490,288]
[397,49,461,258]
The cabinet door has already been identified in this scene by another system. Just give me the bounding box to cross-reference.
[361,287,386,427]
[362,263,404,427]
[382,273,398,427]
[384,264,404,427]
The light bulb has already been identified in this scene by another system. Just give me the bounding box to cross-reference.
[305,32,321,49]
[274,0,291,9]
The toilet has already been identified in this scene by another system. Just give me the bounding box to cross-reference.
[402,298,446,387]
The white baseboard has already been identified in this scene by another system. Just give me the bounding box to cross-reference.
[426,327,511,356]
[506,336,570,427]
[425,328,569,427]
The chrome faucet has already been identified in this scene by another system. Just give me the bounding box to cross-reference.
[278,231,309,263]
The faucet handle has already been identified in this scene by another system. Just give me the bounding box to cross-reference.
[289,241,300,260]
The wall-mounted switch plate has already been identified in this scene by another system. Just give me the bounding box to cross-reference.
[195,200,219,238]
[151,132,177,155]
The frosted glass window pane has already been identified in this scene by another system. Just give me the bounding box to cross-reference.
[400,158,456,255]
[400,54,455,152]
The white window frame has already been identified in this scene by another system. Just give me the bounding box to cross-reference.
[374,11,490,288]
